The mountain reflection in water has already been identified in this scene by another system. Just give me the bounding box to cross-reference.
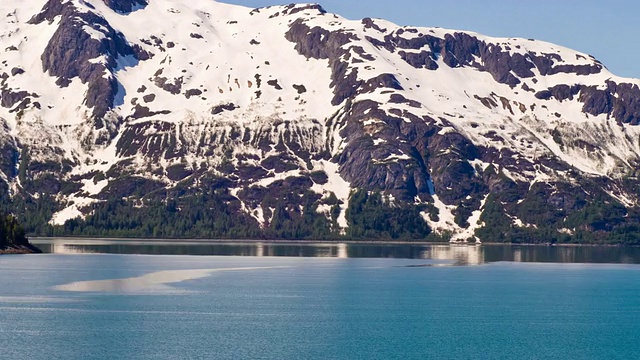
[30,239,640,265]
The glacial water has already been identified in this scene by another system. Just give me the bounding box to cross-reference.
[1,242,640,359]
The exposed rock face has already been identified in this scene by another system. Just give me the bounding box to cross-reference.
[103,0,148,13]
[30,0,148,127]
[0,120,18,181]
[1,0,640,243]
[366,31,603,88]
[580,81,640,124]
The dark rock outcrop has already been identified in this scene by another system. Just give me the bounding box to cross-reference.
[372,30,602,88]
[30,0,146,125]
[285,19,360,105]
[580,81,640,124]
[102,0,148,14]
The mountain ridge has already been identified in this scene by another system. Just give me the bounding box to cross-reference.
[1,0,640,243]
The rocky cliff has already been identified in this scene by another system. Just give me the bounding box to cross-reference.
[1,0,640,243]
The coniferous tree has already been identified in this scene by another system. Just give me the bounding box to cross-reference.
[0,212,28,248]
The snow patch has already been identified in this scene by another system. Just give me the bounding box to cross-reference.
[422,194,488,243]
[311,160,351,229]
[452,194,488,243]
[81,179,109,195]
[49,196,98,226]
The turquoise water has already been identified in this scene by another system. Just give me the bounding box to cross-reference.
[1,253,639,359]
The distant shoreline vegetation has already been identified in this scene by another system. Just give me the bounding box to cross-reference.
[9,187,640,246]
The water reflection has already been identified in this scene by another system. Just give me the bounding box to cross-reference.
[424,245,484,265]
[30,239,640,265]
[54,267,285,294]
[35,240,361,259]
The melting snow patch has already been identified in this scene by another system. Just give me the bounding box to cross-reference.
[49,196,97,226]
[81,179,109,196]
[82,25,107,41]
[558,228,574,235]
[437,127,457,135]
[422,195,458,234]
[311,160,351,229]
[607,191,636,207]
[512,216,537,229]
[374,153,411,163]
[363,118,384,126]
[422,194,488,243]
[468,159,492,173]
[252,205,265,226]
[452,194,488,243]
[253,170,302,188]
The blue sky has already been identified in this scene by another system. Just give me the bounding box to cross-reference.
[225,0,639,78]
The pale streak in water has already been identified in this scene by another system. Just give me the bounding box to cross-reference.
[53,267,287,294]
[0,296,80,303]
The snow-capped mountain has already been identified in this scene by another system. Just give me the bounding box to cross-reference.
[2,0,640,242]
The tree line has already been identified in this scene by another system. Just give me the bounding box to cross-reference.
[0,212,28,249]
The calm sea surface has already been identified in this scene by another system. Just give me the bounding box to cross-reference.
[1,239,639,359]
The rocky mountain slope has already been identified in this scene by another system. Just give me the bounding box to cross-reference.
[2,0,640,243]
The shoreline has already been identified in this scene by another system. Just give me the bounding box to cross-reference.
[28,237,638,248]
[0,244,42,255]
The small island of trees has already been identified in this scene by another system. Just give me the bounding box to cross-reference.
[0,212,38,254]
